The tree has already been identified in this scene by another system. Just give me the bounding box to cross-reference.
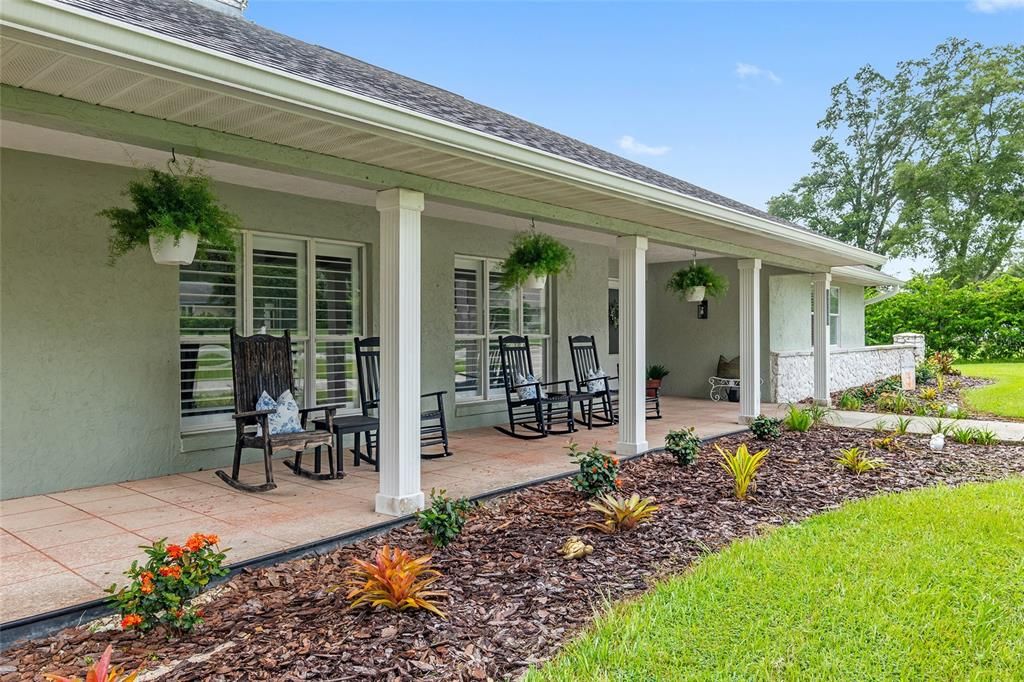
[894,40,1024,284]
[770,39,1024,283]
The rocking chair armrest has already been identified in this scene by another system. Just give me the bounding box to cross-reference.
[298,402,347,416]
[540,379,571,391]
[233,408,276,420]
[420,390,448,398]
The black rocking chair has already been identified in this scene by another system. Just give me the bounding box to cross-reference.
[496,334,591,439]
[354,336,453,461]
[216,329,345,493]
[568,335,618,427]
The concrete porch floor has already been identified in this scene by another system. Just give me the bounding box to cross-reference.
[0,397,779,623]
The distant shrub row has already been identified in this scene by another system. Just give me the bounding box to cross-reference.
[865,275,1024,361]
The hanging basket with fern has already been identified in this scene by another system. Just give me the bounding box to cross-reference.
[499,231,575,290]
[667,263,728,302]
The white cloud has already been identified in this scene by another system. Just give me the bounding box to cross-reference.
[735,62,782,84]
[969,0,1024,12]
[617,135,671,156]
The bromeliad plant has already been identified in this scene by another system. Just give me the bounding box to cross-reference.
[750,415,782,440]
[579,493,659,534]
[782,404,814,433]
[835,447,886,474]
[43,645,140,682]
[344,545,447,618]
[567,442,621,497]
[664,427,701,466]
[499,230,575,290]
[716,443,769,500]
[107,534,228,634]
[416,489,474,548]
[100,160,240,264]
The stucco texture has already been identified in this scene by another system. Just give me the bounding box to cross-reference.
[1,149,611,497]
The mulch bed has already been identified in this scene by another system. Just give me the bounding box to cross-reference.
[5,427,1024,681]
[827,373,1010,419]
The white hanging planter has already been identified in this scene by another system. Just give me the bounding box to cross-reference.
[685,285,706,302]
[523,273,548,290]
[149,231,199,266]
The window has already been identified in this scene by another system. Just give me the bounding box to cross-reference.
[608,279,620,356]
[179,232,363,431]
[453,256,550,402]
[810,286,840,347]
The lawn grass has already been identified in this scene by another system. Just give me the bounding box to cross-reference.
[956,362,1024,419]
[529,479,1024,681]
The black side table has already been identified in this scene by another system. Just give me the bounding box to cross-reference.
[313,414,380,476]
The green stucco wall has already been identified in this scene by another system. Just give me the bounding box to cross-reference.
[768,273,866,351]
[0,149,611,498]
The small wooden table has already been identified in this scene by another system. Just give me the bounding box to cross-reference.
[313,414,380,475]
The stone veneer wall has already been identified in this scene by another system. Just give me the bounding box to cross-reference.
[770,338,921,403]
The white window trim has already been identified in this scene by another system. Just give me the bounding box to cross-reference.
[180,230,367,434]
[810,285,841,348]
[454,255,551,403]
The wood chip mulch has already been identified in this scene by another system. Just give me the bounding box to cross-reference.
[5,427,1024,681]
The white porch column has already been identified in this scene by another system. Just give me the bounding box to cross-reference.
[617,235,649,455]
[375,188,425,516]
[737,259,761,423]
[812,272,832,406]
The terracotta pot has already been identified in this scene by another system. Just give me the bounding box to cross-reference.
[646,378,661,397]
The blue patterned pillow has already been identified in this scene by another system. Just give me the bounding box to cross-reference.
[254,390,304,437]
[514,373,545,400]
[586,368,608,393]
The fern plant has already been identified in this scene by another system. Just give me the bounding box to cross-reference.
[667,263,729,299]
[499,231,574,289]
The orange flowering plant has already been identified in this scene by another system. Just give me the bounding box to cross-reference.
[566,441,621,497]
[106,533,228,634]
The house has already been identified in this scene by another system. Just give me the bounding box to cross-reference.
[0,0,907,514]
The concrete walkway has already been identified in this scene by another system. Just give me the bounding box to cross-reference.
[830,410,1024,442]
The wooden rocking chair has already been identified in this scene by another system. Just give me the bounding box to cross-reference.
[568,335,618,426]
[354,336,453,462]
[216,330,344,493]
[496,335,592,439]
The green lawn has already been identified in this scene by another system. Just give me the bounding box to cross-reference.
[956,362,1024,419]
[529,479,1024,681]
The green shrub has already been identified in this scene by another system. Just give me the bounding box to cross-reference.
[974,428,999,445]
[416,489,474,548]
[664,427,701,466]
[567,442,620,497]
[750,415,783,440]
[804,404,832,426]
[915,362,937,385]
[865,275,1024,361]
[783,405,814,433]
[893,416,913,435]
[927,418,955,435]
[838,392,863,410]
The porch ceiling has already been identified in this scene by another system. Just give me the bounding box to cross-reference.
[0,2,885,271]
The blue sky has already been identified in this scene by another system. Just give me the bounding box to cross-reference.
[247,1,1022,273]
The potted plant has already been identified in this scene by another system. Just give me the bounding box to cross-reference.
[646,364,670,397]
[100,160,241,266]
[667,263,728,302]
[500,230,575,290]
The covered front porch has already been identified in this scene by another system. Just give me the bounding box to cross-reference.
[0,397,781,624]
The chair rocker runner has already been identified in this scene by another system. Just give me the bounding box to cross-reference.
[216,329,345,493]
[496,334,592,439]
[568,334,618,427]
[354,336,452,464]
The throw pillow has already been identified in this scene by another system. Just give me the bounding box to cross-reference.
[717,355,741,380]
[515,373,537,401]
[254,390,304,437]
[586,368,608,393]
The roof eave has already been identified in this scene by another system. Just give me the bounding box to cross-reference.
[3,0,887,268]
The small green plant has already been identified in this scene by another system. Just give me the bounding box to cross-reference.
[876,376,902,393]
[915,361,937,385]
[835,447,886,474]
[416,489,474,548]
[750,415,783,440]
[499,231,574,289]
[877,391,911,414]
[782,404,814,433]
[951,406,971,419]
[567,442,620,497]
[912,402,930,416]
[667,263,729,299]
[873,419,889,433]
[664,427,701,466]
[893,416,913,436]
[804,404,832,426]
[716,443,769,500]
[838,392,863,410]
[937,374,946,393]
[928,351,960,376]
[869,435,903,453]
[919,387,938,401]
[974,428,998,445]
[344,545,447,618]
[646,364,671,381]
[107,534,229,633]
[100,161,240,264]
[949,378,963,391]
[928,419,955,436]
[950,426,980,444]
[579,493,659,534]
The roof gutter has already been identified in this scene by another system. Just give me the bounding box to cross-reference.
[2,0,885,268]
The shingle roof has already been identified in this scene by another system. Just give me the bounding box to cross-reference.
[58,0,800,229]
